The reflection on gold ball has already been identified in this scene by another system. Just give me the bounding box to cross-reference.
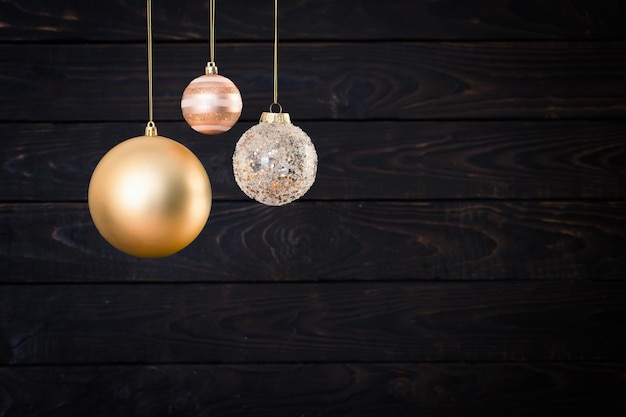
[88,135,212,258]
[181,74,243,135]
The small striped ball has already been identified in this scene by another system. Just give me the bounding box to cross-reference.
[181,74,243,135]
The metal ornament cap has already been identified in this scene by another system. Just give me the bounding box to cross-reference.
[259,111,291,124]
[232,112,318,206]
[205,62,219,75]
[88,135,212,258]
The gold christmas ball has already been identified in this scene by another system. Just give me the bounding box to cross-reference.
[88,135,212,258]
[181,74,243,135]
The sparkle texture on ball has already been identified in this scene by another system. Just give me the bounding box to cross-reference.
[88,135,212,258]
[181,74,242,135]
[233,117,317,206]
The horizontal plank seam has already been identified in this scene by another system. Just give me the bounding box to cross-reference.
[3,359,626,368]
[0,279,616,287]
[3,38,626,46]
[4,117,626,124]
[2,198,626,204]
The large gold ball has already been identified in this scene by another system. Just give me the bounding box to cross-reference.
[88,135,212,258]
[181,74,243,135]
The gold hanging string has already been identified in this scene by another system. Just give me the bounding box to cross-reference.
[271,0,282,113]
[145,0,157,136]
[147,0,153,122]
[205,0,218,75]
[209,0,215,63]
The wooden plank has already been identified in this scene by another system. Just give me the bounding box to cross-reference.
[2,0,626,42]
[0,363,624,416]
[1,42,626,121]
[1,282,625,364]
[1,201,624,282]
[1,121,625,201]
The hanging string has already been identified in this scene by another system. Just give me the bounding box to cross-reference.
[272,0,279,107]
[208,0,215,63]
[146,0,154,125]
[272,0,281,111]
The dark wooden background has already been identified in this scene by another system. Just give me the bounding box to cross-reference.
[1,1,626,415]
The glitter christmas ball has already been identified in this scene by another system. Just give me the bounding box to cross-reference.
[88,135,212,258]
[232,112,317,206]
[181,73,242,135]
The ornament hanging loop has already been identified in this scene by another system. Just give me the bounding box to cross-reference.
[145,120,158,136]
[269,102,283,114]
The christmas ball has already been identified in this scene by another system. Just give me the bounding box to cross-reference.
[233,112,317,206]
[88,135,212,258]
[181,73,242,135]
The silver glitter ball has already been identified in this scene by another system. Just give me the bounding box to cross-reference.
[233,112,317,206]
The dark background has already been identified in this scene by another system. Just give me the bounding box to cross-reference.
[1,0,626,415]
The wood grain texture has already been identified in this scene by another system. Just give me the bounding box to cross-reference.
[2,0,626,41]
[0,0,626,417]
[0,363,624,417]
[1,201,624,283]
[1,282,626,364]
[3,0,626,413]
[1,121,625,201]
[2,42,626,122]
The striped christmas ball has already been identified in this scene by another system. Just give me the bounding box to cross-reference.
[181,74,243,135]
